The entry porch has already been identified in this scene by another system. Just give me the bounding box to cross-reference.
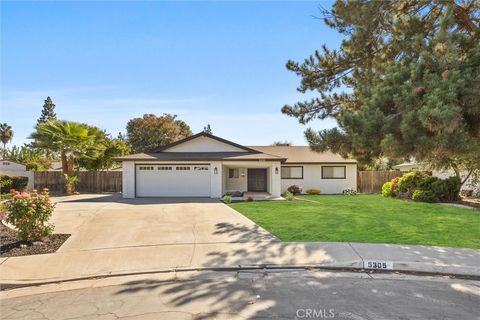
[221,161,281,199]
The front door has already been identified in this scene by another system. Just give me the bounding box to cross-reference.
[247,168,267,192]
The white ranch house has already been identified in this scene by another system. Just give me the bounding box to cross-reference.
[115,132,357,198]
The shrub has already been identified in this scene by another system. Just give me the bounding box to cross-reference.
[417,175,439,191]
[222,195,232,204]
[305,189,321,195]
[247,196,254,202]
[64,174,79,194]
[397,172,428,193]
[390,176,401,194]
[342,187,357,195]
[287,185,302,194]
[431,176,461,201]
[0,175,29,194]
[412,189,436,203]
[282,191,294,201]
[4,189,55,242]
[381,181,394,197]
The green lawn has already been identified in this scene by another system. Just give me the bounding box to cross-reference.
[229,195,480,248]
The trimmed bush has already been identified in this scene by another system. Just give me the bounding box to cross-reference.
[381,181,394,197]
[0,175,29,194]
[431,176,461,201]
[4,189,55,242]
[390,176,401,194]
[412,189,436,203]
[397,172,428,193]
[222,195,232,204]
[305,189,321,195]
[287,185,302,194]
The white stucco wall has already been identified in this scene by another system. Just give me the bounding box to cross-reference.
[225,167,248,192]
[164,136,247,152]
[210,161,223,198]
[122,161,135,198]
[0,160,34,191]
[280,164,357,194]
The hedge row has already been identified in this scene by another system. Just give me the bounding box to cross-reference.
[381,172,460,203]
[0,175,29,194]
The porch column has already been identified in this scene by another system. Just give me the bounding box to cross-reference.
[270,161,281,197]
[210,161,223,198]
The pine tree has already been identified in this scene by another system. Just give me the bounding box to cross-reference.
[37,96,57,125]
[283,1,480,181]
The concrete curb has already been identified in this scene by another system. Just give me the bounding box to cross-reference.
[2,259,479,291]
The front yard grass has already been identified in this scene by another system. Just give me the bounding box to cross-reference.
[229,195,480,248]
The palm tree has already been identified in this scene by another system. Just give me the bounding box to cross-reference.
[29,120,104,192]
[0,123,13,158]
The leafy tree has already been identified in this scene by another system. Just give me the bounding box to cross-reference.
[0,123,13,158]
[78,135,131,170]
[6,144,53,171]
[126,114,192,152]
[282,1,480,184]
[29,120,105,191]
[37,96,57,125]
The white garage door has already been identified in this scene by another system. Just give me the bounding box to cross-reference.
[136,164,211,197]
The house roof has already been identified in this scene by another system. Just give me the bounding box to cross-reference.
[157,132,258,153]
[114,152,285,162]
[114,132,356,164]
[392,162,418,169]
[248,146,356,164]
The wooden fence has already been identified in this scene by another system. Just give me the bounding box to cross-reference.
[357,171,404,194]
[34,171,122,193]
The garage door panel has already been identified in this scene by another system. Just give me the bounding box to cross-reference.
[136,165,211,197]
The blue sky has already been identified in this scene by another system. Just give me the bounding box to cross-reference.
[1,1,341,147]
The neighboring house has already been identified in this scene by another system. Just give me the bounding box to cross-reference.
[114,132,357,198]
[0,160,34,191]
[392,162,421,172]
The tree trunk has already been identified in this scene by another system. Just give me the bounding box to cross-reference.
[60,151,67,175]
[66,155,74,178]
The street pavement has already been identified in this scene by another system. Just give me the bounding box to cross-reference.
[1,270,479,319]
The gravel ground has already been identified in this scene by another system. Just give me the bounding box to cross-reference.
[0,223,70,257]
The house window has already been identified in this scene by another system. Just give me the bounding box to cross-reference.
[139,166,154,171]
[281,166,303,179]
[194,166,209,171]
[322,166,346,179]
[176,166,190,170]
[228,168,239,179]
[157,166,172,170]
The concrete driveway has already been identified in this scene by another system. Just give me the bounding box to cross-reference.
[52,194,277,252]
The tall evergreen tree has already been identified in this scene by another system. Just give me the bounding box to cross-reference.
[283,1,479,182]
[37,96,57,125]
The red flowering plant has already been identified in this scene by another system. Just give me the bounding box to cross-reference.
[4,188,55,242]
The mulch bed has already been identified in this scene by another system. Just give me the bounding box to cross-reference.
[0,223,70,257]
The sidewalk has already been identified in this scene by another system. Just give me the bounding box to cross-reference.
[1,241,479,286]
